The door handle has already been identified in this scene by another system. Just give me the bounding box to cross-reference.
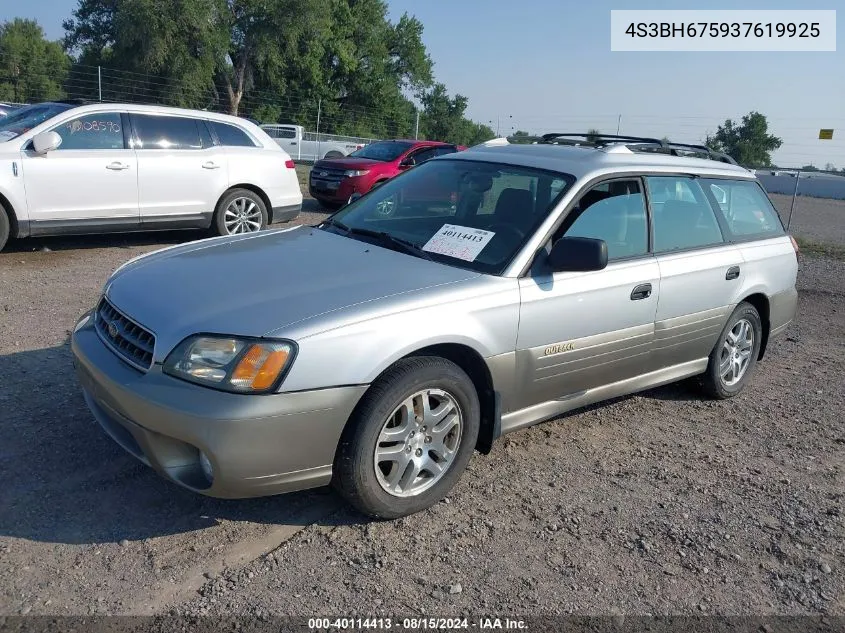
[202,162,220,170]
[726,266,741,280]
[630,283,652,301]
[290,142,298,146]
[106,162,129,171]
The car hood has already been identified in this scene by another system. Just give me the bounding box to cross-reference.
[104,226,479,357]
[313,157,391,170]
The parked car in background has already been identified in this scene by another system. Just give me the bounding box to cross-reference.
[261,124,373,162]
[71,132,798,518]
[309,139,466,209]
[0,102,302,251]
[0,103,23,118]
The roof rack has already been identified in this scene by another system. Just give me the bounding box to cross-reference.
[537,132,738,165]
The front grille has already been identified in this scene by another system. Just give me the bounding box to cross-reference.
[94,297,156,372]
[310,166,346,187]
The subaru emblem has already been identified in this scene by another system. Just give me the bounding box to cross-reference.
[108,321,119,338]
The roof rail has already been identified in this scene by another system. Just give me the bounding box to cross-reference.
[538,132,738,165]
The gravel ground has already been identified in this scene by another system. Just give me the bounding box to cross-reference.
[770,194,845,248]
[0,179,843,619]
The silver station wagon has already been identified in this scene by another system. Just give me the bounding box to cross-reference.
[71,133,799,518]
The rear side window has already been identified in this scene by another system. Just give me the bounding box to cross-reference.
[132,114,202,150]
[647,176,725,252]
[211,121,258,147]
[702,179,785,238]
[269,127,296,139]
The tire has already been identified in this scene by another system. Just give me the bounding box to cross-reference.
[333,356,480,519]
[701,302,763,399]
[213,189,268,236]
[319,199,344,211]
[0,207,9,252]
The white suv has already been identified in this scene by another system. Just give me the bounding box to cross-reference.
[0,102,303,251]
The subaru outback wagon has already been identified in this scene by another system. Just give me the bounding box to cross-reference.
[71,133,798,518]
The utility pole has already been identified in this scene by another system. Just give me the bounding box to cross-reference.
[316,98,321,135]
[616,114,621,135]
[415,109,420,140]
[98,66,102,102]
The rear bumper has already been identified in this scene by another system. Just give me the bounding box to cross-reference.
[769,287,798,338]
[271,202,302,224]
[71,312,367,499]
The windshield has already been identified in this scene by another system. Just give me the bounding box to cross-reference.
[348,140,414,162]
[0,103,73,142]
[322,158,575,275]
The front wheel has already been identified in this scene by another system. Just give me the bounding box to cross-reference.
[213,189,268,236]
[333,357,480,519]
[701,302,763,399]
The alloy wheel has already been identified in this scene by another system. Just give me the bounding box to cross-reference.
[373,388,463,497]
[719,318,754,386]
[223,197,263,234]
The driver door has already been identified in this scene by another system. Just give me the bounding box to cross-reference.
[21,111,138,227]
[513,178,660,411]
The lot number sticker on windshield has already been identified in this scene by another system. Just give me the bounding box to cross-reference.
[422,224,495,261]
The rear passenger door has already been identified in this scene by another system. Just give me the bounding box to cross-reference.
[646,175,744,368]
[130,113,228,224]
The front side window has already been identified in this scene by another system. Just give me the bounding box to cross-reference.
[702,178,785,238]
[132,114,202,150]
[211,121,258,147]
[561,179,648,260]
[323,159,574,275]
[348,141,414,162]
[51,113,124,150]
[647,176,724,252]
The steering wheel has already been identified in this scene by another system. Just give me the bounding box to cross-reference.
[486,223,525,243]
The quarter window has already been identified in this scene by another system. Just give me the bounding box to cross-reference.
[702,179,785,238]
[211,121,258,147]
[647,176,725,252]
[132,114,202,150]
[51,113,124,150]
[561,180,648,260]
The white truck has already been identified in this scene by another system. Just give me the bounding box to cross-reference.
[260,124,375,162]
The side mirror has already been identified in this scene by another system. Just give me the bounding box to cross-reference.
[547,236,608,272]
[32,131,62,155]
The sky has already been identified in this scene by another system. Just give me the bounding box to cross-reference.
[5,0,844,168]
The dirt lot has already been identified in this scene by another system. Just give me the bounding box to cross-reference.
[0,179,843,619]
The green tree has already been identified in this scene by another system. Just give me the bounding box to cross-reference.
[586,128,601,143]
[513,130,530,137]
[0,19,69,103]
[418,82,494,146]
[705,111,783,167]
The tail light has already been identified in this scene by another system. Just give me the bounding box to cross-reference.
[789,235,800,260]
[284,159,295,169]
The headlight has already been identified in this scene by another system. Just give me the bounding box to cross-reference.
[343,169,369,177]
[163,335,296,393]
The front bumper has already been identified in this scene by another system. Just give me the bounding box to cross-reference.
[71,312,367,498]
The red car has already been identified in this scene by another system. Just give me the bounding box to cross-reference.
[309,139,466,209]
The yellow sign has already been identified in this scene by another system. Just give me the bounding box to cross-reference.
[819,129,834,140]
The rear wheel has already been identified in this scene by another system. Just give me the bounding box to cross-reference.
[333,357,480,519]
[701,302,762,399]
[0,207,9,252]
[213,189,268,236]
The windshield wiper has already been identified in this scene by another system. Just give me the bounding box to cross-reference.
[319,219,432,260]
